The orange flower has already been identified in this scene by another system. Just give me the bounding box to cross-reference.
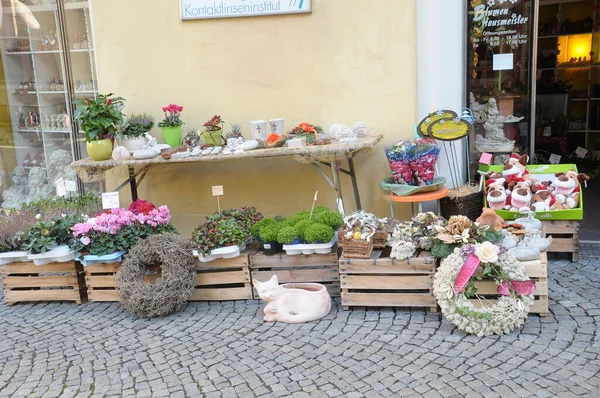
[299,123,316,133]
[267,133,281,143]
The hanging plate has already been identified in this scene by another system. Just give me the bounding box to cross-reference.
[417,110,458,138]
[427,117,472,141]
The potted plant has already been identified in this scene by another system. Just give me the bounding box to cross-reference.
[258,221,285,255]
[202,115,225,147]
[158,104,184,148]
[191,216,248,258]
[289,122,324,144]
[0,208,38,264]
[117,113,154,152]
[74,93,125,161]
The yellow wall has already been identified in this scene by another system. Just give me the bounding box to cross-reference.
[92,0,417,236]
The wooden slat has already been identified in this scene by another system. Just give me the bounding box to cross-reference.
[342,292,436,307]
[469,297,548,315]
[523,263,547,278]
[251,268,340,283]
[473,279,547,295]
[1,261,77,274]
[88,290,120,302]
[85,275,116,288]
[341,275,432,290]
[252,282,340,299]
[3,275,78,288]
[5,289,81,303]
[549,238,579,253]
[339,260,435,274]
[83,262,121,273]
[249,252,338,269]
[196,270,250,286]
[543,220,579,234]
[195,253,249,270]
[521,252,548,268]
[190,286,252,301]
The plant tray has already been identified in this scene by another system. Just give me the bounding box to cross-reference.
[484,164,584,220]
[0,251,30,265]
[193,243,246,263]
[1,260,87,305]
[27,245,76,266]
[282,233,337,255]
[249,246,340,298]
[339,248,437,311]
[78,250,126,267]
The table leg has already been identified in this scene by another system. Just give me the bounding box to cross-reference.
[347,157,362,210]
[390,202,395,219]
[331,157,345,215]
[418,202,423,214]
[128,166,138,202]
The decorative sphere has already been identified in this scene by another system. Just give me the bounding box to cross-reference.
[112,146,130,161]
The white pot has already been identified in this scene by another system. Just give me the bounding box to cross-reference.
[120,136,147,153]
[268,118,284,135]
[249,120,268,141]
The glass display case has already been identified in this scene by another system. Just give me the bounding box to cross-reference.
[0,0,97,208]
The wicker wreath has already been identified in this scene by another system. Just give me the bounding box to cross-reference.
[117,233,196,318]
[433,244,535,336]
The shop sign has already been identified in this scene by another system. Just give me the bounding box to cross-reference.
[181,0,311,20]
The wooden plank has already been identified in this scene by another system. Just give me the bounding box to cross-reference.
[341,275,432,290]
[253,282,340,299]
[195,254,249,270]
[339,260,435,274]
[543,220,579,234]
[473,280,547,295]
[88,290,120,302]
[251,268,340,283]
[521,252,548,268]
[342,292,436,307]
[83,263,121,273]
[469,297,548,315]
[5,289,81,303]
[1,261,78,274]
[196,270,250,286]
[3,275,78,288]
[85,275,116,288]
[190,286,252,301]
[523,263,547,278]
[249,252,338,269]
[548,238,579,253]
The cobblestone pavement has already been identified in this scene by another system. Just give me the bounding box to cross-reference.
[1,258,599,398]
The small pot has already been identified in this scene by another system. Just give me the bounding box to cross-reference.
[204,129,223,147]
[161,126,182,147]
[262,241,282,255]
[86,138,113,161]
[120,135,146,153]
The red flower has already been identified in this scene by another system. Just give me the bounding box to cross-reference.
[86,100,90,106]
[162,107,167,112]
[106,99,112,106]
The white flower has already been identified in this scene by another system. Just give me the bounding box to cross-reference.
[61,213,66,218]
[35,214,41,220]
[487,0,496,6]
[474,241,499,263]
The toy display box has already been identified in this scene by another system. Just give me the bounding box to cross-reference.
[484,164,584,220]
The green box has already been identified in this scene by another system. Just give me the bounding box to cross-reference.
[483,164,583,221]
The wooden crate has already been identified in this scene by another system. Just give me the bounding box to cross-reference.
[1,261,87,305]
[249,247,340,298]
[470,252,549,316]
[543,220,579,262]
[339,249,437,311]
[84,254,252,302]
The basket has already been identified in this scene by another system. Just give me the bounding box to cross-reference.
[440,190,483,222]
[342,238,374,259]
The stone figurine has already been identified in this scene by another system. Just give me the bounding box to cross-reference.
[252,275,332,324]
[474,98,523,152]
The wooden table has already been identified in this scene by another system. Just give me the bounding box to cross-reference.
[384,186,449,218]
[71,135,383,214]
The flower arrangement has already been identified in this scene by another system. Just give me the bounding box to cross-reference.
[15,214,82,254]
[70,203,177,256]
[226,123,243,139]
[158,104,184,128]
[386,212,445,260]
[289,122,324,144]
[433,243,536,336]
[203,115,224,132]
[431,215,504,259]
[74,93,125,142]
[385,138,440,186]
[117,113,154,139]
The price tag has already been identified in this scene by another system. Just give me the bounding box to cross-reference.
[575,146,588,158]
[55,178,66,197]
[65,180,77,192]
[479,152,493,165]
[102,192,120,209]
[212,185,224,196]
[549,154,561,164]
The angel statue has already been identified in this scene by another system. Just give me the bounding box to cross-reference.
[474,98,523,152]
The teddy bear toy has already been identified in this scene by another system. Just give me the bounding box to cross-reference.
[505,181,532,212]
[485,180,507,210]
[501,153,529,178]
[530,190,563,211]
[476,207,504,230]
[552,170,589,209]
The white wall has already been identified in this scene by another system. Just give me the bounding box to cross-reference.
[417,0,467,188]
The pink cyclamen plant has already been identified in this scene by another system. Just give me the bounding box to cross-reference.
[158,104,184,128]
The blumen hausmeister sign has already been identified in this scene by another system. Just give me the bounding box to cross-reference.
[181,0,311,20]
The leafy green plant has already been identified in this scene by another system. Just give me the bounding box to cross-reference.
[250,217,277,238]
[158,104,184,128]
[117,113,154,139]
[314,211,344,229]
[286,211,310,226]
[221,207,263,233]
[259,222,285,242]
[277,226,299,244]
[293,219,314,241]
[304,223,334,244]
[23,192,102,220]
[0,208,38,253]
[191,218,248,255]
[17,219,56,254]
[203,115,224,132]
[313,206,331,214]
[74,93,125,142]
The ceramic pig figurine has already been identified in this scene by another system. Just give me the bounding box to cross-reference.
[252,275,332,324]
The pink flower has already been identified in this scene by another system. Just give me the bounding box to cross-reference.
[80,236,91,245]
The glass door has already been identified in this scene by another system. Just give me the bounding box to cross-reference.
[0,0,98,209]
[466,0,536,175]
